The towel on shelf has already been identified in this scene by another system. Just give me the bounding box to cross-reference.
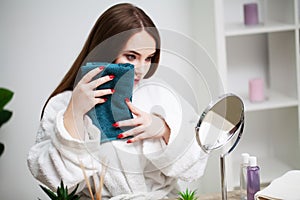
[255,170,300,200]
[78,62,134,143]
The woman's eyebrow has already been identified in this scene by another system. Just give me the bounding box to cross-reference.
[123,50,156,57]
[123,50,140,55]
[148,52,156,57]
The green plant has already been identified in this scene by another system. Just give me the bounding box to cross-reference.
[178,188,198,200]
[39,180,80,200]
[0,88,14,156]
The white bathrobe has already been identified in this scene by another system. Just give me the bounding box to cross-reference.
[27,79,208,200]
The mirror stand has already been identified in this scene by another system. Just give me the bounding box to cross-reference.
[220,119,244,200]
[220,154,227,200]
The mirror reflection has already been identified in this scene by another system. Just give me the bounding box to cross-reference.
[196,94,244,153]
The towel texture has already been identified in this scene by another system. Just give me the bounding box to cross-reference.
[255,170,300,200]
[78,62,134,143]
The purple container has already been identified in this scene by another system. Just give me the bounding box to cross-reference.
[244,3,259,25]
[247,156,260,200]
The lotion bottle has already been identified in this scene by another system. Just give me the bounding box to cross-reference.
[247,156,260,200]
[240,153,250,200]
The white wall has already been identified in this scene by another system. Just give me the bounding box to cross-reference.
[0,1,215,199]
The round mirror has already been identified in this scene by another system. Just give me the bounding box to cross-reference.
[195,93,244,200]
[195,93,244,153]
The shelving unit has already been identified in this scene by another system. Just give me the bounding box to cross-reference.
[192,0,300,193]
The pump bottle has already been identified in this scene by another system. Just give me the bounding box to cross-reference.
[247,156,260,200]
[240,153,249,200]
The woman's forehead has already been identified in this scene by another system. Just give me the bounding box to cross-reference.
[122,30,156,53]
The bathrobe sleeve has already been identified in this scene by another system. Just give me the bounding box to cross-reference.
[148,96,208,181]
[27,91,103,192]
[136,80,208,182]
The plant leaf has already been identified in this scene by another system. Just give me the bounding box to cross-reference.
[0,88,13,110]
[0,110,12,128]
[0,142,4,156]
[57,180,65,197]
[68,183,79,198]
[64,185,68,198]
[40,185,58,199]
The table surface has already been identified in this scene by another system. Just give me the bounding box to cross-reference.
[197,190,241,200]
[167,190,241,200]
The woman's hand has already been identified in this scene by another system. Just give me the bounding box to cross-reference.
[115,98,170,144]
[64,66,114,139]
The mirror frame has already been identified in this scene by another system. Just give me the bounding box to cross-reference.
[195,93,244,154]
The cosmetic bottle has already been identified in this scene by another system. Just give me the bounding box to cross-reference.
[240,153,250,200]
[247,156,260,200]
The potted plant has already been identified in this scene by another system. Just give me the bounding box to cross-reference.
[39,162,106,200]
[177,188,198,200]
[0,87,14,156]
[39,180,80,200]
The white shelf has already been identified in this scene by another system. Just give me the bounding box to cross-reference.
[239,90,299,112]
[194,0,300,194]
[225,21,296,37]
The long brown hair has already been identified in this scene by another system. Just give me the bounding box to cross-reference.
[41,3,161,118]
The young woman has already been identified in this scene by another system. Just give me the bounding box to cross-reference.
[27,3,208,199]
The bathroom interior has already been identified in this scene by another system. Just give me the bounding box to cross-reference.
[0,0,299,199]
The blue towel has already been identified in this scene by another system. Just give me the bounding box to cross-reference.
[78,62,134,143]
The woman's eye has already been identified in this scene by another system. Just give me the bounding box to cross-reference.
[145,56,153,62]
[126,54,136,61]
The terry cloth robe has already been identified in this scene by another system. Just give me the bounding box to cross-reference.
[27,79,208,200]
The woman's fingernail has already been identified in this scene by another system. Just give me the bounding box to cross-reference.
[125,98,130,103]
[109,74,115,79]
[103,98,108,102]
[111,89,115,93]
[126,139,133,144]
[112,122,119,127]
[99,66,105,70]
[117,134,123,139]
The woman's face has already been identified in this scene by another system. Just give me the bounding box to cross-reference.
[115,30,156,86]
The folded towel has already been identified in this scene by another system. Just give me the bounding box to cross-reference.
[78,62,134,143]
[255,170,300,200]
